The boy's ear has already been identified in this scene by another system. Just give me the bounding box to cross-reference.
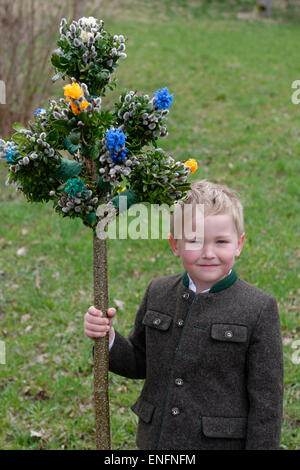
[235,232,245,257]
[169,235,180,257]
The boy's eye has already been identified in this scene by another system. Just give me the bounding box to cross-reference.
[216,240,228,244]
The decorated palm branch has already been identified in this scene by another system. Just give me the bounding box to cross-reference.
[0,16,197,449]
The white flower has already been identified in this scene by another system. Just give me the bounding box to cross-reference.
[80,30,93,43]
[79,16,98,28]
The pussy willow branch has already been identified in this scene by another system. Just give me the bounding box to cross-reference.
[93,231,111,450]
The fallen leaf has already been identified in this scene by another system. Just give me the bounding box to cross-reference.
[34,389,49,401]
[113,299,125,310]
[36,354,48,363]
[1,241,12,249]
[16,247,27,256]
[21,314,31,324]
[35,274,41,289]
[24,325,33,333]
[79,403,87,413]
[20,228,28,235]
[30,430,43,438]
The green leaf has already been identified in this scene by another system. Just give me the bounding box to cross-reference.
[69,130,81,145]
[11,132,26,146]
[47,129,59,144]
[51,53,62,68]
[52,120,70,132]
[12,123,26,132]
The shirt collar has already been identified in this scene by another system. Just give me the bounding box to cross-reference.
[183,268,237,294]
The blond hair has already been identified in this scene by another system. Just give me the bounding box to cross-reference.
[170,179,244,238]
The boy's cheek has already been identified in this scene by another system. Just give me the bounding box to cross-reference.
[182,250,201,263]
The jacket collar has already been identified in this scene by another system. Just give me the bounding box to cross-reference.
[182,268,238,294]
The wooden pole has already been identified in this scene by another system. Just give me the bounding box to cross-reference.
[93,232,111,450]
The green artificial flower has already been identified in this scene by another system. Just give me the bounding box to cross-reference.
[65,177,88,197]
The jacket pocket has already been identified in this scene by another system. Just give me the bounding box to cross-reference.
[142,310,172,331]
[202,416,247,439]
[131,397,156,424]
[210,323,248,343]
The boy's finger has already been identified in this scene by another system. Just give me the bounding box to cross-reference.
[85,316,109,326]
[88,306,103,316]
[85,329,107,339]
[85,322,109,332]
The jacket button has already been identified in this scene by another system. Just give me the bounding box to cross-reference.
[182,293,189,300]
[225,330,233,338]
[175,378,184,386]
[176,319,184,327]
[171,407,180,416]
[153,318,161,326]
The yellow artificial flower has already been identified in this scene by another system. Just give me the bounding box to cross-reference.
[69,100,89,116]
[79,100,89,112]
[116,186,126,193]
[184,158,198,174]
[64,83,83,100]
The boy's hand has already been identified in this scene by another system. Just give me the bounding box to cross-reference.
[84,306,116,344]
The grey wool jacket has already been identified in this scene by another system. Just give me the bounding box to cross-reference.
[108,269,284,450]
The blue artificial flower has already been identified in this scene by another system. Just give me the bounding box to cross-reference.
[110,148,128,163]
[65,178,88,197]
[153,87,174,110]
[0,140,19,164]
[6,147,18,163]
[34,108,47,117]
[106,128,126,151]
[105,128,128,162]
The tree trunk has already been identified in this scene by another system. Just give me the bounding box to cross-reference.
[257,0,273,16]
[71,0,86,19]
[93,232,111,450]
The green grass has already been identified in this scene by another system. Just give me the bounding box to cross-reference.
[0,3,300,450]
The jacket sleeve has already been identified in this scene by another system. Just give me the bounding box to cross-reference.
[245,295,284,449]
[107,280,152,379]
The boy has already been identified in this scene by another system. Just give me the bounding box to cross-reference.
[84,180,284,450]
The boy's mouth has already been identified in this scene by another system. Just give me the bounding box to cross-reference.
[199,264,220,267]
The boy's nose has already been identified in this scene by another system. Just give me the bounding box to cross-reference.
[201,245,215,259]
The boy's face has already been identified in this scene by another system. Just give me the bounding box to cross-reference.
[169,213,245,292]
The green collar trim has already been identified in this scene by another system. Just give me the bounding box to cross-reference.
[182,268,238,293]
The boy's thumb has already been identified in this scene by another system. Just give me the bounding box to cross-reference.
[107,307,116,317]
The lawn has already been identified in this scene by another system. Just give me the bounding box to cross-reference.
[0,2,299,450]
